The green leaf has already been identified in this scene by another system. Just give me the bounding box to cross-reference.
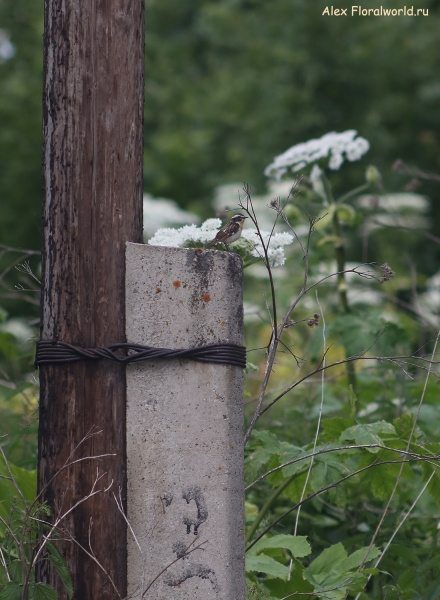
[310,460,350,508]
[0,332,19,360]
[0,457,37,534]
[314,205,336,230]
[422,462,440,506]
[248,534,311,558]
[7,563,23,586]
[336,203,356,225]
[46,542,73,599]
[305,542,347,581]
[340,422,397,452]
[28,583,58,600]
[246,431,284,482]
[279,445,310,478]
[322,417,357,442]
[245,555,290,580]
[316,235,343,248]
[393,413,423,442]
[263,559,315,597]
[0,583,22,600]
[337,545,381,572]
[245,578,276,599]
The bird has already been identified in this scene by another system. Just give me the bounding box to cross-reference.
[204,214,248,251]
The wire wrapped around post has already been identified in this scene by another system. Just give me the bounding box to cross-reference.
[35,340,247,369]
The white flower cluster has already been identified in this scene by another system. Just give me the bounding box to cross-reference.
[265,130,370,179]
[148,219,294,268]
[148,218,221,247]
[241,230,294,268]
[0,30,15,63]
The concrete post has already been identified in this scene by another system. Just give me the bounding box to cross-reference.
[125,243,245,599]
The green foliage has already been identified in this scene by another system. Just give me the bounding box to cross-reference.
[244,154,440,598]
[0,451,72,600]
[0,311,38,469]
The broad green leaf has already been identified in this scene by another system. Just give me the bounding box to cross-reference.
[322,418,357,442]
[0,583,22,600]
[245,578,276,599]
[28,583,58,600]
[263,559,314,597]
[329,313,403,357]
[0,332,19,360]
[0,567,9,586]
[368,464,409,500]
[305,542,347,580]
[245,555,290,580]
[314,205,336,229]
[282,472,308,504]
[46,541,73,599]
[246,430,283,482]
[393,413,423,442]
[340,422,397,452]
[251,430,283,454]
[336,203,356,225]
[0,458,37,533]
[248,534,311,558]
[316,235,343,247]
[337,545,381,572]
[6,563,23,586]
[422,462,440,506]
[279,445,310,478]
[310,461,349,508]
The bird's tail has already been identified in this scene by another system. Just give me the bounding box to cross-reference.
[204,239,216,249]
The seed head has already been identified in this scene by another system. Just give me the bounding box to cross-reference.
[379,263,395,284]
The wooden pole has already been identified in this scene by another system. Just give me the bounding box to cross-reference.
[38,0,144,597]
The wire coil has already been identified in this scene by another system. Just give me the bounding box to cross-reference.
[35,340,247,369]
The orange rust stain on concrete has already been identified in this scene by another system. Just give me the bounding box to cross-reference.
[173,280,181,288]
[202,293,211,302]
[221,321,225,327]
[156,287,161,293]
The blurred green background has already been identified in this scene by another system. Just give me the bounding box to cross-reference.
[1,0,440,255]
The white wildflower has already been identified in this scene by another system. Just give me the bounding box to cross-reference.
[309,164,326,199]
[265,130,370,179]
[0,30,15,63]
[242,230,294,267]
[356,193,429,213]
[200,218,222,232]
[148,219,294,268]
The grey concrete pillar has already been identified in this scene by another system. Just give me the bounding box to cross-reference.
[125,243,245,599]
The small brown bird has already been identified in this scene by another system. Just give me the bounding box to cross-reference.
[204,214,248,251]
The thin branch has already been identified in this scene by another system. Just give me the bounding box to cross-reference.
[294,292,326,535]
[352,472,435,600]
[141,538,208,597]
[245,444,439,491]
[259,352,440,417]
[245,455,427,552]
